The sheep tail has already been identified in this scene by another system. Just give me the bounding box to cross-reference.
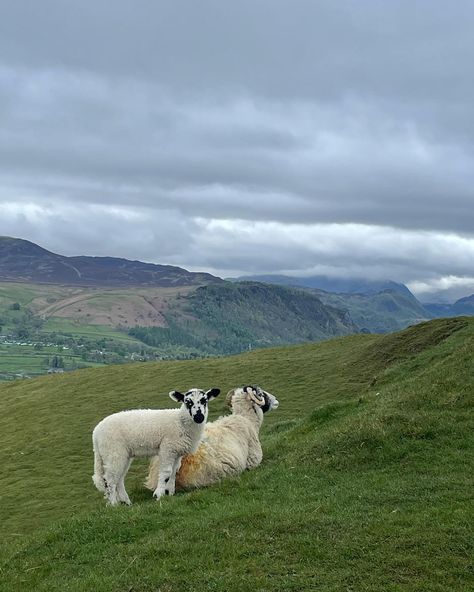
[144,456,160,491]
[92,439,107,493]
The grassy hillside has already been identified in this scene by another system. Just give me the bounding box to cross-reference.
[0,317,472,591]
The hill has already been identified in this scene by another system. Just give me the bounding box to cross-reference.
[425,294,474,318]
[0,279,359,378]
[233,274,432,332]
[234,273,413,297]
[0,317,472,591]
[314,287,428,333]
[0,236,221,287]
[131,281,358,355]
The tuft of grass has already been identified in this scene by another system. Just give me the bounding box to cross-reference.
[0,317,472,591]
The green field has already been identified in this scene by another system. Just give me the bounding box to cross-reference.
[42,318,142,342]
[0,317,472,591]
[0,282,159,378]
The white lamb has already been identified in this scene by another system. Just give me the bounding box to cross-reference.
[145,385,279,492]
[92,387,220,505]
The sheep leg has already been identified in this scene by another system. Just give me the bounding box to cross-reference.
[116,458,133,505]
[246,439,263,469]
[166,456,182,496]
[104,454,131,506]
[153,449,179,499]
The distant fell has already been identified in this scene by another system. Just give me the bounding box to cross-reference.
[130,281,359,355]
[234,273,413,297]
[0,237,222,287]
[425,293,474,318]
[313,287,429,333]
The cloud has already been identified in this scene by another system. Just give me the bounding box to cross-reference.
[0,2,473,300]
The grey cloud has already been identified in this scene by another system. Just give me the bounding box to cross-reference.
[0,1,474,294]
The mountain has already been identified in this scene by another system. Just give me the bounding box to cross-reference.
[1,317,472,591]
[425,294,474,318]
[129,281,358,354]
[232,274,438,332]
[313,287,429,333]
[233,273,413,297]
[0,236,221,287]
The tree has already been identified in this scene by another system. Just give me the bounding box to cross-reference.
[51,355,64,368]
[11,302,21,311]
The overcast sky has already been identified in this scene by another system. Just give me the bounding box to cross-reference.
[1,1,473,301]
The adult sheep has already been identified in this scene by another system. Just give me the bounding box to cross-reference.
[92,387,220,505]
[145,385,279,492]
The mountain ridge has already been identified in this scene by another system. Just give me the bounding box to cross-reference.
[233,273,414,297]
[0,236,222,287]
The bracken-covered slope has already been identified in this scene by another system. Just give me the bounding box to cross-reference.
[0,317,472,591]
[0,236,221,287]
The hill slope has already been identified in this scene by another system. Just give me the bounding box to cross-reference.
[0,317,472,591]
[0,236,221,287]
[233,274,431,331]
[314,287,429,332]
[0,280,360,379]
[131,281,358,355]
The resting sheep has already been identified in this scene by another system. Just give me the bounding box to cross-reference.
[92,387,220,505]
[145,385,279,492]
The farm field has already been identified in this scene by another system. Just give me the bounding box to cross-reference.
[0,281,191,379]
[0,317,472,591]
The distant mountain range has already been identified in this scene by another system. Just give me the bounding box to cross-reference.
[312,288,428,333]
[233,274,413,297]
[232,273,474,330]
[0,237,221,287]
[424,294,474,318]
[1,237,472,357]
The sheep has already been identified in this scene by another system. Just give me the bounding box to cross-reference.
[92,387,220,505]
[145,385,279,492]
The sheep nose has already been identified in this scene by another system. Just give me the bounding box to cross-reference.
[193,411,205,423]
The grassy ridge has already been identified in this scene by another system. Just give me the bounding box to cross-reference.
[0,318,472,591]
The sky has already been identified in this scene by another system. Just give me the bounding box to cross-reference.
[1,1,473,302]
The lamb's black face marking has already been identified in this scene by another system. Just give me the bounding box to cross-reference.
[183,389,209,424]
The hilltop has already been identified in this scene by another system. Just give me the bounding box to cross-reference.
[0,317,472,591]
[234,272,413,296]
[0,236,221,287]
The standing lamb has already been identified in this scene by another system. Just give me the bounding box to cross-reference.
[145,385,279,492]
[92,387,220,505]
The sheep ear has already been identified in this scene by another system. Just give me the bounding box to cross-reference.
[205,388,220,400]
[169,390,185,402]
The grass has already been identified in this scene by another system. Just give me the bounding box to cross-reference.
[42,318,141,342]
[0,317,472,591]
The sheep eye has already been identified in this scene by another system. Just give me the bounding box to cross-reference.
[185,400,193,408]
[200,398,207,405]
